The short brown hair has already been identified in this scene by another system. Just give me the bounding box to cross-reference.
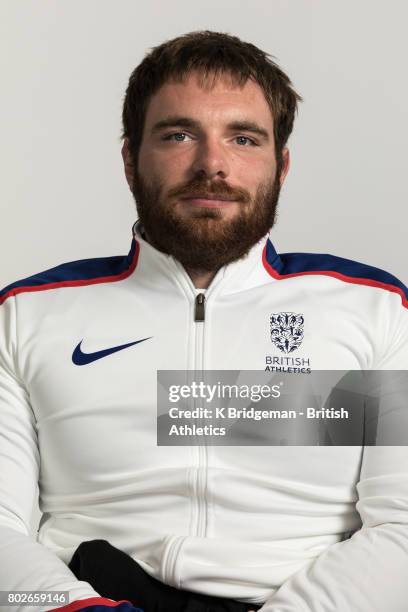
[122,30,302,166]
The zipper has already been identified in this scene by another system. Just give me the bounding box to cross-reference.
[193,291,207,539]
[164,270,217,582]
[194,293,206,322]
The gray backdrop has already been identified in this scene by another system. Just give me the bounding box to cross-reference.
[1,0,407,288]
[0,0,407,531]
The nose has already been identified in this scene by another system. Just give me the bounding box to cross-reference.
[190,136,230,180]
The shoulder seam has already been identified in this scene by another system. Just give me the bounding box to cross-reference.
[262,246,408,309]
[0,242,140,306]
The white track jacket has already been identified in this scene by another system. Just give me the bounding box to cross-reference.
[1,221,408,612]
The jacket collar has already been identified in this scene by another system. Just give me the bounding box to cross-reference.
[130,219,281,296]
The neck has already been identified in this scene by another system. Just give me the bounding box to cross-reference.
[183,267,218,289]
[142,229,218,289]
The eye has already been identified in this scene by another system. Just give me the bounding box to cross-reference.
[235,135,257,146]
[162,132,192,142]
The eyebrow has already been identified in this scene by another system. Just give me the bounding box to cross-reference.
[151,115,270,141]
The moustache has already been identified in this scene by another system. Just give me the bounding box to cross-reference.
[167,179,250,203]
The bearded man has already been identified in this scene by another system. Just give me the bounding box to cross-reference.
[1,30,408,612]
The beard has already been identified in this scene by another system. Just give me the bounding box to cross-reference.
[131,164,282,272]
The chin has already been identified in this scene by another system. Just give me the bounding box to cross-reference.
[179,205,241,221]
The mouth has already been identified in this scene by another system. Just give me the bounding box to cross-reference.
[180,195,238,207]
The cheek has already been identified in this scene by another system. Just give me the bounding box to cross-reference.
[139,147,190,182]
[236,163,274,197]
[137,147,157,179]
[233,148,273,174]
[256,159,277,186]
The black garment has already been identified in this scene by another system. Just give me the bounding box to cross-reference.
[69,540,263,612]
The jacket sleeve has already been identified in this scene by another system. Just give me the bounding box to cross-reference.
[260,298,408,612]
[0,294,129,612]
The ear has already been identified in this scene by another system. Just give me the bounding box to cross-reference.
[279,147,290,186]
[121,138,134,190]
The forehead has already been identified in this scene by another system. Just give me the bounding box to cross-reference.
[144,71,274,129]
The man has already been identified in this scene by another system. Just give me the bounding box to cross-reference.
[1,30,408,612]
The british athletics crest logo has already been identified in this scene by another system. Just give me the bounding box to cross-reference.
[270,312,304,354]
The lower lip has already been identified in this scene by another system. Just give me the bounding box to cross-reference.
[181,198,237,208]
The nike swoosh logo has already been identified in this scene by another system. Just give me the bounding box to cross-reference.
[72,337,152,365]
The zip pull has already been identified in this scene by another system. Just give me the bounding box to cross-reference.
[194,293,206,322]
